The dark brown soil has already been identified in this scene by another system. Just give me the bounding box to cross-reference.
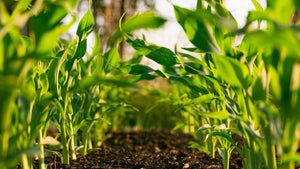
[33,130,243,169]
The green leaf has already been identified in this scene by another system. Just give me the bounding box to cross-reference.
[196,124,212,133]
[121,64,154,75]
[29,3,69,57]
[21,79,36,102]
[280,153,300,166]
[75,38,87,59]
[199,110,229,120]
[213,55,251,89]
[75,9,94,59]
[122,11,166,32]
[76,9,94,41]
[98,118,111,125]
[103,46,119,73]
[206,131,244,158]
[181,94,215,106]
[109,11,166,45]
[251,0,264,11]
[174,5,222,54]
[126,38,178,66]
[252,77,266,101]
[80,76,136,88]
[0,38,4,71]
[242,29,300,57]
[266,0,295,24]
[184,62,204,74]
[11,0,32,19]
[91,30,101,58]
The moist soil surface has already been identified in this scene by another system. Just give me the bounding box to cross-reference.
[33,130,243,169]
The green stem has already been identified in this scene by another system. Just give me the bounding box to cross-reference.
[0,91,16,163]
[57,101,69,164]
[80,129,88,155]
[21,153,30,169]
[266,143,277,169]
[261,118,277,169]
[196,0,204,9]
[207,136,215,158]
[69,114,76,160]
[38,129,45,169]
[223,150,230,169]
[281,121,297,169]
[60,114,69,164]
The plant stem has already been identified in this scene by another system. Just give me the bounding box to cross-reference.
[60,114,69,164]
[261,118,277,169]
[38,129,45,169]
[81,128,89,155]
[57,101,69,164]
[69,114,76,160]
[21,153,30,169]
[0,91,16,164]
[223,150,230,169]
[208,136,215,158]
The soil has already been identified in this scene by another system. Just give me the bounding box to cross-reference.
[32,130,243,169]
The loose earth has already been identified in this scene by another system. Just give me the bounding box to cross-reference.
[33,130,243,169]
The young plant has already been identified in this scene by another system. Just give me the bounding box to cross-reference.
[0,0,77,168]
[198,124,243,169]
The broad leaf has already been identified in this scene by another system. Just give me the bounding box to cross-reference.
[109,11,166,45]
[252,77,266,101]
[103,46,119,73]
[126,38,178,66]
[174,5,222,54]
[120,64,155,75]
[75,9,94,59]
[213,55,251,89]
[76,9,94,41]
[80,76,136,88]
[199,110,229,120]
[30,3,69,57]
[266,0,295,24]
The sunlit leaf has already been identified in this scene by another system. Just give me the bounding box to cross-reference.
[76,9,94,41]
[243,29,300,57]
[174,5,222,54]
[181,94,215,106]
[251,0,264,11]
[30,3,69,57]
[109,11,166,45]
[75,9,94,59]
[266,0,295,24]
[200,110,229,120]
[213,55,251,89]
